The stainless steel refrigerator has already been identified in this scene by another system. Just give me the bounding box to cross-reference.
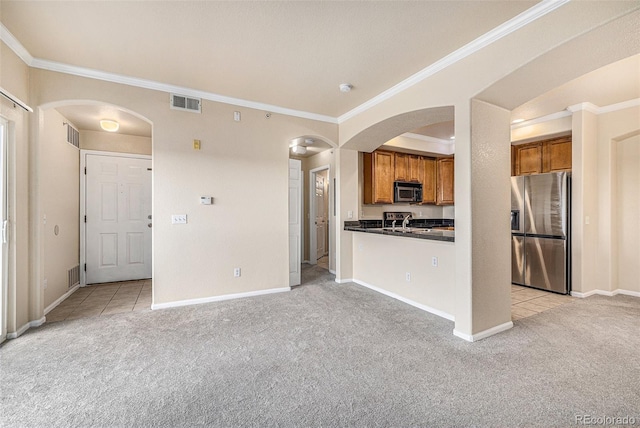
[511,172,571,294]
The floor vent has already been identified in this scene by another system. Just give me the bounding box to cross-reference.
[68,265,80,288]
[66,124,80,148]
[170,93,201,113]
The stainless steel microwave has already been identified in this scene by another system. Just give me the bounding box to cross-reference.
[394,182,423,203]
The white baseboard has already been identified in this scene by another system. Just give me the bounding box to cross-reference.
[151,286,291,310]
[571,288,640,298]
[329,269,336,275]
[334,278,353,284]
[453,321,514,343]
[44,284,81,315]
[6,317,46,340]
[352,279,455,321]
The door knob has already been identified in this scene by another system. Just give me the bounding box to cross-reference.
[147,223,152,228]
[148,215,152,219]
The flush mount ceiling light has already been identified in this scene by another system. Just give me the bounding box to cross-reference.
[511,118,525,124]
[304,138,314,145]
[339,83,353,93]
[100,119,119,132]
[292,145,307,155]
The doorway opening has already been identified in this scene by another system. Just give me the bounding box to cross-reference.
[0,117,8,343]
[37,101,153,322]
[309,166,330,271]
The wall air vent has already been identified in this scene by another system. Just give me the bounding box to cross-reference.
[170,93,202,113]
[65,123,80,148]
[68,265,80,288]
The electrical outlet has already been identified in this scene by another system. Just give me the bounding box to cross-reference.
[171,214,187,224]
[432,257,438,267]
[405,272,411,282]
[43,278,48,289]
[348,210,353,219]
[234,268,241,277]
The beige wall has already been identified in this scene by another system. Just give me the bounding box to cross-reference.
[80,130,152,155]
[28,68,338,308]
[595,107,640,295]
[1,41,32,333]
[616,134,640,293]
[41,109,80,309]
[352,232,456,318]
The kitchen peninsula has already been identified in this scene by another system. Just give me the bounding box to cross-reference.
[345,212,456,322]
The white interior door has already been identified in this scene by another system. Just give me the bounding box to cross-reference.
[315,174,326,259]
[85,154,152,284]
[289,159,302,286]
[0,118,7,343]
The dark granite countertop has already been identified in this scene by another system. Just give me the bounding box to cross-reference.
[344,219,455,242]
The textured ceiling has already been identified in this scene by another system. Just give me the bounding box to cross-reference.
[1,0,535,118]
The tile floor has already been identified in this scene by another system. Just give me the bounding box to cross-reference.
[45,279,152,323]
[511,284,576,320]
[317,255,329,270]
[45,278,572,324]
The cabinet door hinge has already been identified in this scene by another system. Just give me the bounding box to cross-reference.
[84,167,87,175]
[84,215,87,223]
[84,264,87,272]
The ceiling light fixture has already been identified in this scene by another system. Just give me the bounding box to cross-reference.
[292,145,307,155]
[100,119,120,132]
[339,83,353,93]
[511,118,525,124]
[304,138,314,145]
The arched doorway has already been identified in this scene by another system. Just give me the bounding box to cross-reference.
[36,100,154,321]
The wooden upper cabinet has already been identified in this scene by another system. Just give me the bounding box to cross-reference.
[363,151,394,204]
[543,136,572,172]
[394,153,409,181]
[422,157,437,204]
[513,143,543,176]
[408,155,424,182]
[436,157,454,206]
[395,153,423,183]
[512,136,572,176]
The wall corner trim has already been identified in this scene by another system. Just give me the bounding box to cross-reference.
[352,279,455,321]
[6,317,47,340]
[151,287,291,310]
[44,284,81,315]
[453,321,513,342]
[572,289,640,298]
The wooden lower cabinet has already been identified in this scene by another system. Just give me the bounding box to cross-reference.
[512,136,572,176]
[363,151,395,204]
[436,157,454,205]
[422,157,437,204]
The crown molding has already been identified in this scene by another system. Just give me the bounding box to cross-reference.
[337,0,570,124]
[511,110,572,129]
[1,1,569,125]
[0,22,33,64]
[566,102,600,114]
[512,98,640,129]
[402,132,453,145]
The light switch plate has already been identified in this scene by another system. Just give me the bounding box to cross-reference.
[171,214,187,224]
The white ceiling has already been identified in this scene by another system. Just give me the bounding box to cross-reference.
[2,1,638,147]
[2,0,535,118]
[55,104,151,137]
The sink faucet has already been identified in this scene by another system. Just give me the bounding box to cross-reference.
[402,214,412,230]
[391,220,397,231]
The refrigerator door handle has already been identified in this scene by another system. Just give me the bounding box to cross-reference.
[511,210,520,231]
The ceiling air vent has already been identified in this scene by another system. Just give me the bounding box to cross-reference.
[170,93,201,113]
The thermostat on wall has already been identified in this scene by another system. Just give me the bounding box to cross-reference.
[200,196,213,205]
